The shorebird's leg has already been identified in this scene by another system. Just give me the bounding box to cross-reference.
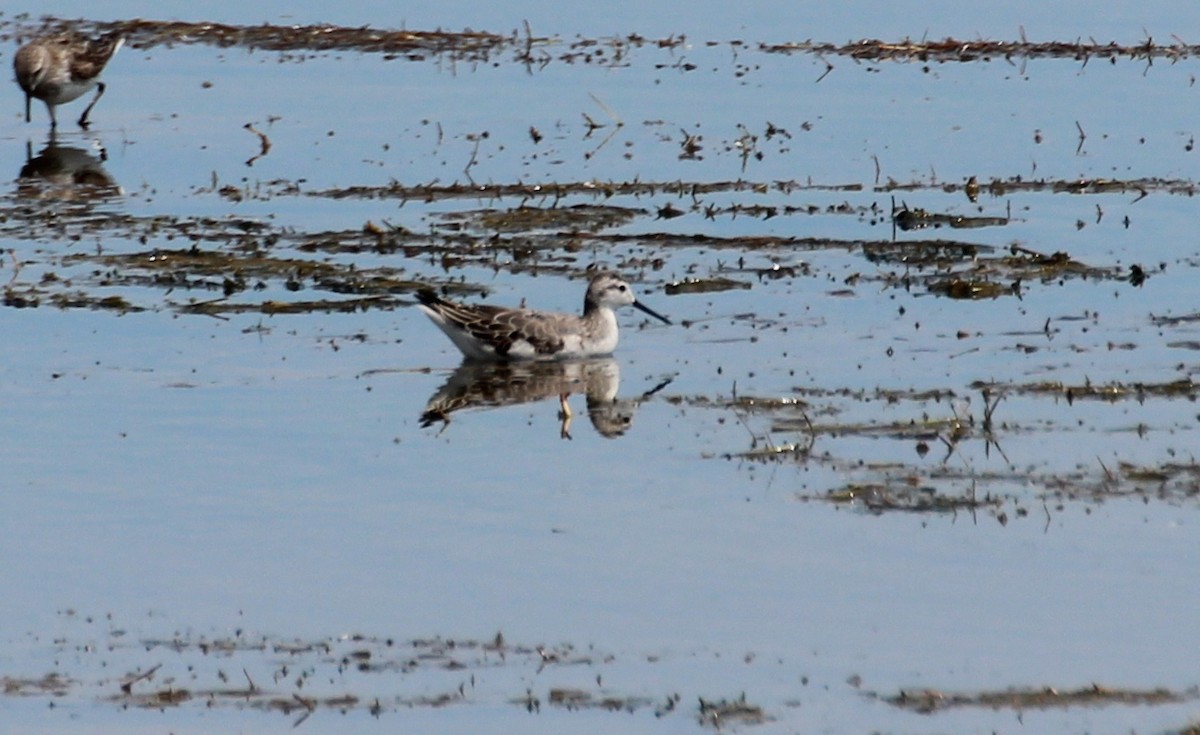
[77,81,106,129]
[559,393,574,440]
[24,94,32,123]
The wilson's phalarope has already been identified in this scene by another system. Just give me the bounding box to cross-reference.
[417,273,672,361]
[13,31,124,129]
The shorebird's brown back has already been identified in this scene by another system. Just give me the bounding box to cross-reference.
[69,33,123,81]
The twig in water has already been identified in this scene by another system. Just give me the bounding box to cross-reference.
[589,93,624,127]
[120,663,162,694]
[244,122,272,167]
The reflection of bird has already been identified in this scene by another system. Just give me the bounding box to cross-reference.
[417,273,671,361]
[13,31,124,129]
[420,358,632,439]
[18,138,120,201]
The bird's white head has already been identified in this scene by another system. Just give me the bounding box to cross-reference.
[584,273,671,324]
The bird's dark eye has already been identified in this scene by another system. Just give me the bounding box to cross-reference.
[617,284,627,292]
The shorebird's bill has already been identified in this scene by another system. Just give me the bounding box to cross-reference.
[633,300,672,325]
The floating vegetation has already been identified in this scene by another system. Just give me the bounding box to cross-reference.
[175,295,402,315]
[437,204,643,233]
[974,377,1199,403]
[297,175,1200,206]
[4,624,762,728]
[679,380,1200,513]
[892,203,1009,231]
[817,483,1004,515]
[545,687,653,713]
[10,17,1200,74]
[759,36,1200,65]
[3,674,72,696]
[305,177,863,203]
[1151,312,1200,327]
[0,12,1196,735]
[697,694,768,728]
[883,684,1196,714]
[926,278,1015,300]
[665,276,753,295]
[863,240,990,266]
[4,18,522,60]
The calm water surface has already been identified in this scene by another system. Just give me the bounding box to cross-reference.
[2,2,1200,733]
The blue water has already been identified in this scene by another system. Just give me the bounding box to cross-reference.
[3,2,1200,733]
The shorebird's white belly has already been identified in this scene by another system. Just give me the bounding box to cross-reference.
[41,78,98,105]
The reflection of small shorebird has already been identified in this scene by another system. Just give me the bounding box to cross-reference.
[416,273,672,362]
[420,358,673,439]
[421,358,624,439]
[13,31,124,129]
[18,138,121,200]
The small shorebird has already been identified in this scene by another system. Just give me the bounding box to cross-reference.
[417,273,672,361]
[13,31,124,129]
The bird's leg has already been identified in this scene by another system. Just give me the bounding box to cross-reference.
[559,393,573,440]
[77,81,106,129]
[24,94,31,123]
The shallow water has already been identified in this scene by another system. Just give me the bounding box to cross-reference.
[3,2,1200,734]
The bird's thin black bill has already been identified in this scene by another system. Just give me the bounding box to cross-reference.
[633,300,672,325]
